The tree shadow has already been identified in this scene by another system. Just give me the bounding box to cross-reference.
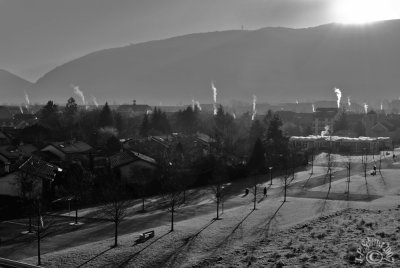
[157,219,219,267]
[76,246,113,268]
[261,202,284,235]
[116,231,171,268]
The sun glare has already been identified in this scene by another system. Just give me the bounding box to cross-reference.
[333,0,400,24]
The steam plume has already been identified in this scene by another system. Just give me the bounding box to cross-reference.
[251,95,257,121]
[321,125,330,136]
[232,112,236,119]
[296,99,299,104]
[380,102,383,111]
[91,96,99,107]
[195,101,202,111]
[312,104,315,113]
[211,81,217,115]
[71,84,86,106]
[347,96,351,107]
[19,106,23,114]
[334,88,342,108]
[24,91,30,107]
[364,103,368,114]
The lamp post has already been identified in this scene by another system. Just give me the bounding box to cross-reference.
[269,166,273,186]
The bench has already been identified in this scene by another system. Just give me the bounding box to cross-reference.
[136,230,155,243]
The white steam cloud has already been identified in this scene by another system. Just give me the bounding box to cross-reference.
[312,104,315,113]
[24,91,30,108]
[321,125,330,136]
[91,95,99,107]
[364,103,368,114]
[211,81,217,115]
[19,106,24,114]
[347,96,351,107]
[71,84,86,106]
[195,101,202,111]
[251,95,257,121]
[334,87,342,108]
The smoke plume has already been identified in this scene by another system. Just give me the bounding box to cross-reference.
[251,95,257,121]
[24,91,30,107]
[71,84,86,105]
[91,96,99,107]
[19,106,23,114]
[211,81,217,115]
[195,101,202,111]
[321,125,330,136]
[364,103,368,114]
[347,96,351,107]
[312,104,315,113]
[334,88,342,108]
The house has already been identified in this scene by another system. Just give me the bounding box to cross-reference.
[109,150,157,183]
[313,107,339,135]
[41,140,93,165]
[0,143,37,175]
[0,156,60,197]
[116,100,152,117]
[364,110,397,138]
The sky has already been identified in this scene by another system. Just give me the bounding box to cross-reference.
[1,0,399,82]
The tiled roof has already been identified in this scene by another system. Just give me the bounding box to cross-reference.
[109,150,157,168]
[109,151,134,168]
[19,156,60,181]
[0,144,37,160]
[49,141,93,154]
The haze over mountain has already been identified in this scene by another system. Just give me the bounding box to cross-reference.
[5,20,400,105]
[0,70,33,105]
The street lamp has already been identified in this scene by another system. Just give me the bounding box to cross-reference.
[269,166,273,186]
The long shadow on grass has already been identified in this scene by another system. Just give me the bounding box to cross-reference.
[151,219,218,267]
[261,202,284,234]
[116,231,171,268]
[76,247,113,268]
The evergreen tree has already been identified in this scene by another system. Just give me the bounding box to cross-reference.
[249,119,266,146]
[265,113,289,169]
[176,106,199,133]
[64,97,78,117]
[140,114,150,137]
[99,102,114,127]
[247,138,266,174]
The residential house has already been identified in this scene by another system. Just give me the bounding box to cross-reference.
[0,155,60,198]
[109,150,157,183]
[41,140,93,167]
[116,100,152,117]
[0,143,37,176]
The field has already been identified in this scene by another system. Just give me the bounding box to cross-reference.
[1,149,399,267]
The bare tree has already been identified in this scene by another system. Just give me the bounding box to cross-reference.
[344,153,352,200]
[31,198,57,266]
[130,167,150,212]
[361,148,369,186]
[101,174,130,247]
[64,163,93,224]
[160,170,185,232]
[210,156,228,219]
[280,155,290,203]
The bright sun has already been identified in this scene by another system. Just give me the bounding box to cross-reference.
[333,0,400,24]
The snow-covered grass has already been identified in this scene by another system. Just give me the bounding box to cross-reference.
[17,150,400,267]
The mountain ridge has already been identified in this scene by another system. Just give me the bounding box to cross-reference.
[3,20,400,105]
